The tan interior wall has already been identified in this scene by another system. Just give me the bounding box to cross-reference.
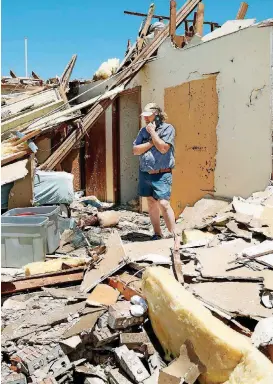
[165,75,218,218]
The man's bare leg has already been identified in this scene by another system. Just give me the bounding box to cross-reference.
[147,196,162,236]
[158,199,180,248]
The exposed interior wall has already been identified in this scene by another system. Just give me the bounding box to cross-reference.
[165,75,218,218]
[128,25,272,204]
[36,136,51,165]
[62,148,82,191]
[85,113,106,200]
[119,91,140,204]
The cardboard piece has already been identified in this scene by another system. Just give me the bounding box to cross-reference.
[86,284,119,306]
[158,342,205,384]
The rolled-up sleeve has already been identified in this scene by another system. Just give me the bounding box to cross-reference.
[160,125,175,147]
[133,128,144,146]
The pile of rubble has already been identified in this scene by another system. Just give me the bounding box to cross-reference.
[1,186,273,383]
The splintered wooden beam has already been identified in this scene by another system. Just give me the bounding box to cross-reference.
[39,97,115,170]
[41,1,201,169]
[124,9,219,27]
[60,54,77,92]
[194,2,204,35]
[10,70,17,78]
[32,71,42,80]
[169,0,177,39]
[137,3,155,52]
[114,0,202,87]
[236,2,248,19]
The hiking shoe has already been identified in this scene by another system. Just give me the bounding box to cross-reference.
[151,234,162,241]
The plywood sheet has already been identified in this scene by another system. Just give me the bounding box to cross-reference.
[165,75,218,218]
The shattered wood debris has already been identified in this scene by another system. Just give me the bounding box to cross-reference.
[2,1,273,381]
[2,186,273,383]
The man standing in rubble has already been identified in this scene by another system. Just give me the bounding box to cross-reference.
[133,103,178,243]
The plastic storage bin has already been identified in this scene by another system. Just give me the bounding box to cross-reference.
[2,206,60,254]
[1,216,49,268]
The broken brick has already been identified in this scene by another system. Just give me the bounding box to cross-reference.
[108,301,145,330]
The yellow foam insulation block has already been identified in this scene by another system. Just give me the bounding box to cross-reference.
[24,258,87,276]
[142,267,273,384]
[182,229,215,244]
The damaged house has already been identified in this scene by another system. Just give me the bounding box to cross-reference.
[1,1,273,384]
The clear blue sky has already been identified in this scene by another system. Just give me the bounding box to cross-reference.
[2,0,271,80]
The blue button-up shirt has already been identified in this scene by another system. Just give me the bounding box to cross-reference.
[133,122,175,172]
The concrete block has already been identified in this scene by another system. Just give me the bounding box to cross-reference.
[5,373,27,384]
[120,332,149,349]
[92,325,120,347]
[84,378,105,384]
[108,368,133,384]
[108,301,145,330]
[11,345,65,375]
[97,312,109,328]
[115,346,150,383]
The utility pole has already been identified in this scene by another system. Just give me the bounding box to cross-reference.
[25,37,28,77]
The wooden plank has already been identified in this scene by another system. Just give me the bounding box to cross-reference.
[172,234,184,284]
[194,2,204,36]
[1,150,29,166]
[114,0,202,88]
[13,129,41,145]
[137,3,155,52]
[124,10,219,27]
[60,54,77,92]
[236,2,248,19]
[1,268,84,295]
[169,0,177,39]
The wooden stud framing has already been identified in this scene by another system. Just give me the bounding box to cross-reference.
[40,0,201,170]
[236,2,248,20]
[194,2,204,36]
[169,0,177,39]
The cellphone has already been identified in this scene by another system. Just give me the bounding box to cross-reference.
[155,115,162,128]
